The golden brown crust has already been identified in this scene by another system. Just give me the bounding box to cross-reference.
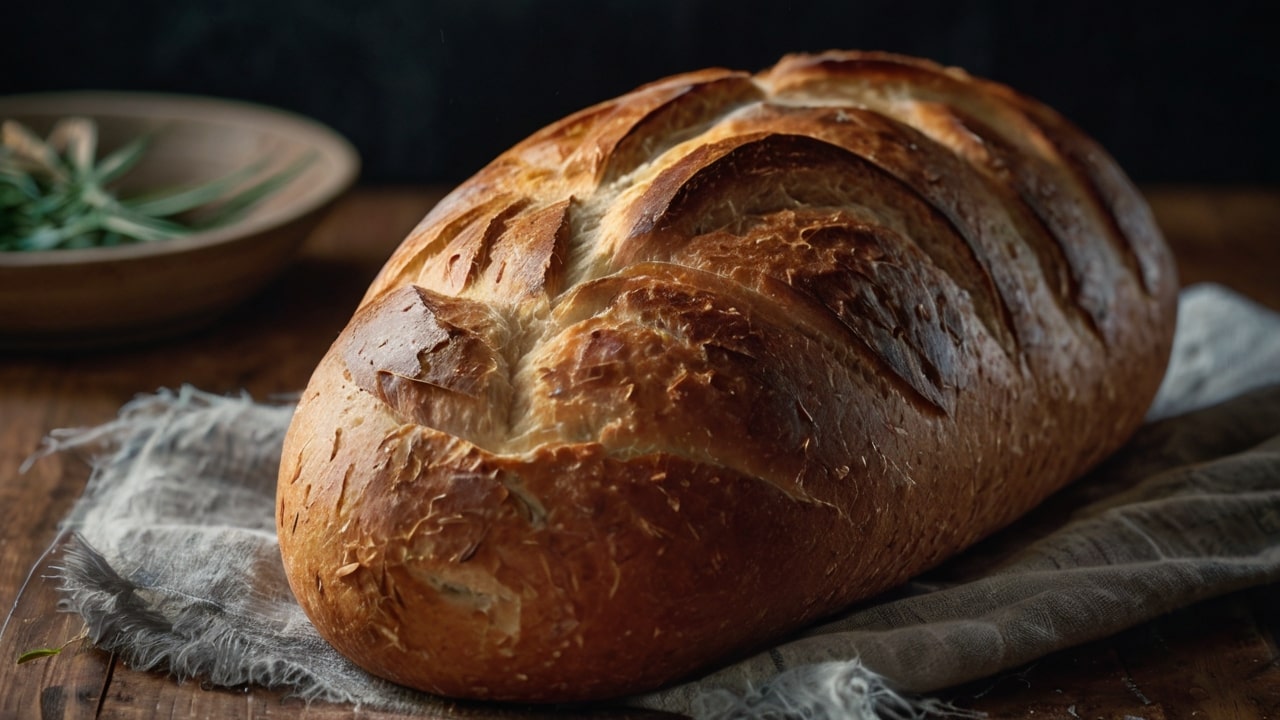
[277,50,1178,702]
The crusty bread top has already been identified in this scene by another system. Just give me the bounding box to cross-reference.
[278,50,1178,702]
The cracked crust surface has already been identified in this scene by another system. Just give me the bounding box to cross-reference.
[277,50,1178,702]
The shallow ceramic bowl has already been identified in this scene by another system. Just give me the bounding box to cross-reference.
[0,92,359,350]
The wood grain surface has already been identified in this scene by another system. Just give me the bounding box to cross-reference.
[2,186,1277,720]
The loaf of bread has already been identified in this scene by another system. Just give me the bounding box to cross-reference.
[277,50,1177,703]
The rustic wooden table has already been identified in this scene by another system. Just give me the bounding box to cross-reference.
[2,187,1277,720]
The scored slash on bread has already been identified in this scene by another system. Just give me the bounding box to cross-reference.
[277,50,1177,702]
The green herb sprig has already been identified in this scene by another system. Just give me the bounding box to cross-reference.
[0,117,313,252]
[15,626,89,666]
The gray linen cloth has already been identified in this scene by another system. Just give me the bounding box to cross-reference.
[26,283,1280,719]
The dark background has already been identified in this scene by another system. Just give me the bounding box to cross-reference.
[5,0,1275,186]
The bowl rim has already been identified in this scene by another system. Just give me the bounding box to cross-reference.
[0,90,360,267]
